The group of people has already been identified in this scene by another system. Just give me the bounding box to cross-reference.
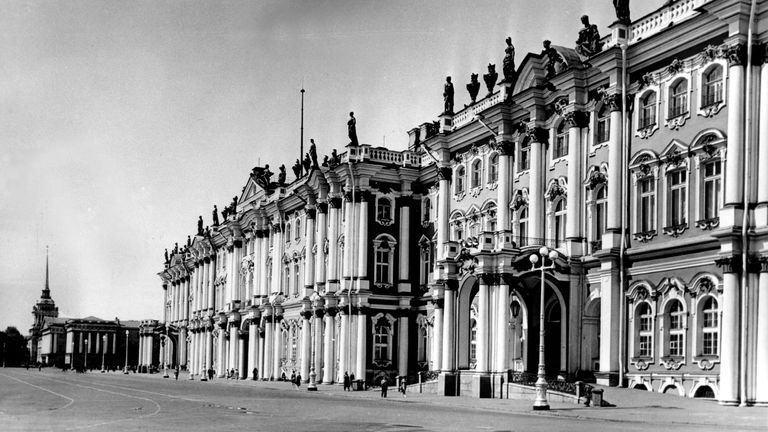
[288,370,302,389]
[378,376,407,398]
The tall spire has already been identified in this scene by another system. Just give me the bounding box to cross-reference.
[42,245,51,299]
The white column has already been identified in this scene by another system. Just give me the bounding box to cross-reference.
[234,242,243,302]
[495,281,509,372]
[757,64,768,227]
[323,311,335,384]
[238,334,246,379]
[339,310,349,378]
[431,303,443,371]
[138,335,144,367]
[398,197,411,293]
[272,318,282,380]
[248,321,259,379]
[327,200,341,286]
[442,288,456,371]
[229,324,238,372]
[718,257,740,404]
[315,206,328,291]
[342,198,354,284]
[301,314,311,381]
[598,259,621,384]
[263,315,273,379]
[313,311,324,382]
[529,134,545,239]
[146,335,154,367]
[207,257,215,311]
[304,212,316,297]
[356,197,369,285]
[755,265,768,404]
[259,233,269,298]
[204,329,212,373]
[398,312,409,377]
[476,278,489,373]
[271,227,283,295]
[565,117,583,244]
[606,105,623,231]
[437,170,451,260]
[497,151,512,231]
[722,57,745,227]
[355,310,366,380]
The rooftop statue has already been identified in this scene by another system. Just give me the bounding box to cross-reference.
[278,164,287,185]
[230,196,238,212]
[483,63,498,96]
[575,15,603,57]
[303,153,312,174]
[197,216,203,235]
[614,0,630,25]
[292,159,302,178]
[348,112,359,146]
[212,205,219,226]
[466,73,480,105]
[328,149,341,168]
[502,37,516,84]
[309,139,319,168]
[443,76,454,115]
[542,40,564,80]
[164,248,169,263]
[322,155,329,167]
[174,242,179,254]
[253,164,273,191]
[187,235,191,247]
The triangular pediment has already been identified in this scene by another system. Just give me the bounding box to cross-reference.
[239,176,262,206]
[513,53,547,94]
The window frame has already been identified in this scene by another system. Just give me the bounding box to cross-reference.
[375,195,395,226]
[470,158,483,189]
[697,60,727,118]
[372,234,397,289]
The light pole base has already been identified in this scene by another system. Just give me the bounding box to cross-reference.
[532,404,550,411]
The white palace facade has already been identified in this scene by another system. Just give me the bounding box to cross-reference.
[154,0,768,406]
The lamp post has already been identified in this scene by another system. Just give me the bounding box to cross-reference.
[162,325,169,378]
[123,330,130,374]
[528,246,558,411]
[510,299,521,372]
[84,338,88,371]
[101,334,107,373]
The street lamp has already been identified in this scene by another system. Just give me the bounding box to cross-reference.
[84,338,88,371]
[528,246,558,411]
[101,334,107,373]
[123,330,130,374]
[162,325,169,378]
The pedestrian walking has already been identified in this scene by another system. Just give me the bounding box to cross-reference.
[296,373,302,388]
[343,371,350,391]
[208,367,214,381]
[290,371,297,389]
[399,378,407,397]
[380,376,388,398]
[252,367,258,380]
[174,366,179,380]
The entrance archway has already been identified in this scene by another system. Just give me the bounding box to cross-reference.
[544,299,561,374]
[456,275,479,370]
[583,298,601,373]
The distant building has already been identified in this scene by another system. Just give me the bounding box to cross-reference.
[158,0,768,406]
[27,250,150,371]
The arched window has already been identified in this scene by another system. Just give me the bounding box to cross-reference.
[554,122,568,158]
[290,324,299,361]
[518,207,529,246]
[554,199,567,247]
[668,79,688,118]
[702,66,723,107]
[376,197,392,223]
[295,219,301,241]
[640,92,657,128]
[637,302,654,358]
[488,154,499,183]
[373,235,396,288]
[417,326,428,363]
[283,265,291,295]
[594,185,607,241]
[285,223,291,244]
[701,297,719,356]
[667,170,687,226]
[471,159,482,188]
[293,262,301,297]
[666,300,686,357]
[519,139,530,171]
[423,197,431,221]
[455,166,466,194]
[596,105,610,143]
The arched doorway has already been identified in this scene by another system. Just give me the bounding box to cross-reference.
[583,298,601,373]
[456,275,479,371]
[507,292,528,372]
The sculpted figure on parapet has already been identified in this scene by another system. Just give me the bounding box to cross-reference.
[502,37,516,84]
[292,159,302,178]
[614,0,630,25]
[197,216,203,235]
[348,112,359,146]
[278,164,287,185]
[302,153,312,174]
[212,205,219,226]
[309,139,319,168]
[466,73,480,105]
[483,63,498,96]
[443,76,454,114]
[252,164,273,191]
[575,15,603,57]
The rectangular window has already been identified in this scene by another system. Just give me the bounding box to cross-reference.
[639,178,656,232]
[596,117,609,143]
[374,327,389,361]
[639,335,652,357]
[519,145,530,171]
[554,135,568,158]
[375,250,390,284]
[703,332,718,356]
[703,162,721,220]
[668,171,687,226]
[669,333,683,356]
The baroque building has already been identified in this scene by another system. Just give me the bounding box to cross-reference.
[157,0,768,406]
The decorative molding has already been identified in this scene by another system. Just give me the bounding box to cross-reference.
[662,223,688,238]
[632,230,657,243]
[660,356,685,371]
[695,217,719,230]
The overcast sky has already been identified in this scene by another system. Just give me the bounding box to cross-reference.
[0,0,661,332]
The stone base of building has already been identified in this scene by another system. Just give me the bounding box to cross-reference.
[595,371,618,386]
[438,372,458,396]
[471,374,492,398]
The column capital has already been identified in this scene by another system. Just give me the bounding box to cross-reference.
[563,110,589,129]
[437,166,452,181]
[526,126,548,144]
[725,43,747,67]
[715,255,741,274]
[306,208,317,220]
[329,197,343,209]
[759,256,768,273]
[317,202,329,214]
[493,139,515,156]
